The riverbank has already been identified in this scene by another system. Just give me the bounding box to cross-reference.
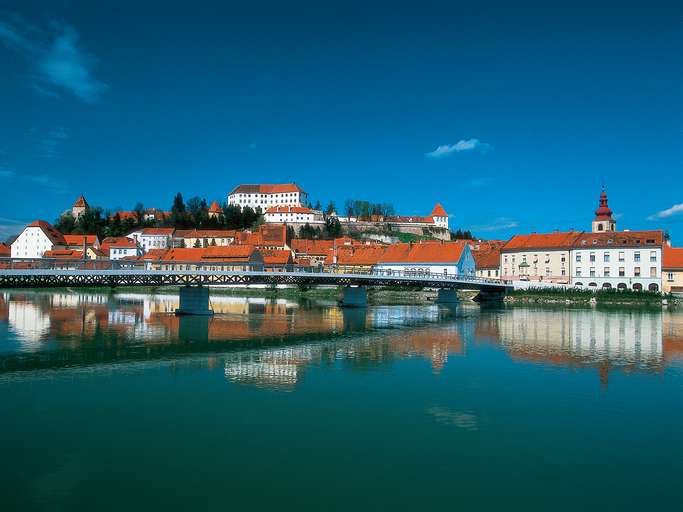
[505,287,681,306]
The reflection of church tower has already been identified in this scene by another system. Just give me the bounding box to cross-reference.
[591,188,616,233]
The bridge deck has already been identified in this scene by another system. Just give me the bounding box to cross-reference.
[0,268,510,292]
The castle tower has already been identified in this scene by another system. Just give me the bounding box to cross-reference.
[72,195,89,218]
[592,188,616,233]
[431,203,449,230]
[208,200,222,219]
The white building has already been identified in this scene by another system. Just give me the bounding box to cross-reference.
[127,228,174,253]
[571,231,663,292]
[264,206,324,225]
[375,240,475,277]
[10,220,66,259]
[227,183,307,210]
[101,237,142,260]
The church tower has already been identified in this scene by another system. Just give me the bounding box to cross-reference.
[72,195,89,218]
[591,188,616,233]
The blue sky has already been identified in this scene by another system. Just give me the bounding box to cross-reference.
[0,0,681,240]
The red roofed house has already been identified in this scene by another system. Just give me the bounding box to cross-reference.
[260,249,294,271]
[501,231,581,284]
[153,246,263,271]
[11,220,66,258]
[127,228,175,253]
[290,239,335,268]
[472,241,505,280]
[663,246,683,295]
[375,240,475,277]
[63,234,100,250]
[228,183,307,210]
[335,245,387,273]
[0,243,10,258]
[42,249,85,269]
[236,224,289,251]
[100,237,142,260]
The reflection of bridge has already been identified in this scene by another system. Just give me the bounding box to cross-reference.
[0,267,511,312]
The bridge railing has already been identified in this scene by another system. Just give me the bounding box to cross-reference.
[0,257,504,285]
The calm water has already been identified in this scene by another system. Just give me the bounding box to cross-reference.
[1,290,682,511]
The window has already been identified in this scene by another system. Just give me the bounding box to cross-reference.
[589,252,596,262]
[561,269,566,276]
[650,251,657,262]
[668,272,674,282]
[618,251,625,262]
[650,267,657,278]
[590,267,596,277]
[619,267,625,277]
[576,268,582,277]
[634,252,641,262]
[604,253,610,263]
[576,253,582,263]
[634,267,641,277]
[545,267,551,276]
[604,267,610,277]
[561,255,566,263]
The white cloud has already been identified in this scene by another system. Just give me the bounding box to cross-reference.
[471,217,519,232]
[0,17,107,103]
[648,203,683,221]
[425,138,492,158]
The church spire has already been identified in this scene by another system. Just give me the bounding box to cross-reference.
[592,187,616,233]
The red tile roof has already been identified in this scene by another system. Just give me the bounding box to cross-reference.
[378,240,468,264]
[43,249,84,259]
[502,231,583,251]
[230,183,306,195]
[110,211,138,221]
[291,239,334,255]
[663,246,683,269]
[72,195,88,208]
[63,234,98,246]
[265,206,317,214]
[139,228,175,236]
[209,200,222,213]
[260,249,294,265]
[472,248,501,269]
[337,246,387,266]
[101,237,138,250]
[431,203,447,217]
[0,243,10,257]
[572,230,663,249]
[162,246,260,263]
[27,220,66,245]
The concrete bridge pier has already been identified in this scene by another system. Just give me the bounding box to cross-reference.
[340,286,368,308]
[436,289,459,304]
[175,286,214,316]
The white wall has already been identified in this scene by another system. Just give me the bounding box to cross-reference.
[10,227,56,258]
[228,191,306,210]
[571,247,662,291]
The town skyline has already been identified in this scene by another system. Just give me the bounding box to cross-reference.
[1,1,681,240]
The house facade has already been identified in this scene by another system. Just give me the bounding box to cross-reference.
[173,229,236,248]
[264,206,324,225]
[570,231,663,292]
[375,240,475,277]
[227,183,307,210]
[101,237,142,260]
[500,232,580,284]
[661,246,683,294]
[128,228,175,253]
[11,220,66,259]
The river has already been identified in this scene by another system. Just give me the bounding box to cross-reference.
[1,290,681,511]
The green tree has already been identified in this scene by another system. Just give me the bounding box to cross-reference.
[325,201,336,215]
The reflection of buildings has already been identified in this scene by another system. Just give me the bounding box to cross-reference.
[2,290,683,390]
[478,308,677,387]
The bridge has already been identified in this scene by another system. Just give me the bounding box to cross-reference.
[0,260,511,313]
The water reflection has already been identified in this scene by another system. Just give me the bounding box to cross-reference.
[0,291,682,388]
